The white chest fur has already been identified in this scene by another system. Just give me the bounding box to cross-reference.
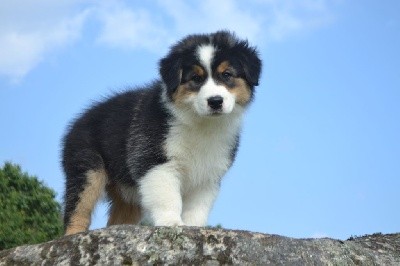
[164,114,242,192]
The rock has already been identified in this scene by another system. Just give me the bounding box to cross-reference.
[0,225,399,265]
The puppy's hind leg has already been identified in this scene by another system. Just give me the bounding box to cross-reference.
[64,168,107,235]
[107,185,142,226]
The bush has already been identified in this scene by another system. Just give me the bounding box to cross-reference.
[0,162,63,250]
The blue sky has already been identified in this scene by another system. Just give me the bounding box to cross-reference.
[1,0,399,240]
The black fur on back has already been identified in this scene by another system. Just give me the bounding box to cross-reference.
[62,82,170,226]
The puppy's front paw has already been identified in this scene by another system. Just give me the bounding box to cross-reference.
[154,216,185,226]
[164,220,185,226]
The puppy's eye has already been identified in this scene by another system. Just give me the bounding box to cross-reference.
[191,74,204,83]
[221,71,233,80]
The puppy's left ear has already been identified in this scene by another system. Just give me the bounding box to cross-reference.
[159,53,182,94]
[238,46,262,87]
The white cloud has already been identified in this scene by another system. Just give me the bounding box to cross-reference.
[94,0,337,51]
[261,0,335,41]
[156,0,262,43]
[0,1,90,83]
[95,1,169,52]
[0,0,338,82]
[94,0,261,52]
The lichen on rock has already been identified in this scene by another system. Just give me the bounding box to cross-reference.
[0,225,399,265]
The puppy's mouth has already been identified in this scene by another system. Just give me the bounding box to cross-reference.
[210,110,224,116]
[200,108,229,117]
[193,109,224,117]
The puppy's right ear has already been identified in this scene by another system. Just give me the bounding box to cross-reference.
[159,53,182,95]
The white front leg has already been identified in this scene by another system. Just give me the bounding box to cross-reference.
[138,163,184,226]
[182,183,220,226]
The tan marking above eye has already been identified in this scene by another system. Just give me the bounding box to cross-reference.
[216,61,231,74]
[193,65,205,76]
[185,65,206,83]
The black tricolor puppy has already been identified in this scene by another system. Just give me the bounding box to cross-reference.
[62,31,261,235]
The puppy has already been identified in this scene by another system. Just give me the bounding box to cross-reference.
[62,31,261,235]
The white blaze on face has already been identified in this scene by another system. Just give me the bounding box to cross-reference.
[197,44,214,73]
[194,44,236,116]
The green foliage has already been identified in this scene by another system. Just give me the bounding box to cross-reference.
[0,162,63,250]
[207,224,223,229]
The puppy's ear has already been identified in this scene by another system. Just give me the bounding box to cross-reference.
[239,48,262,87]
[159,53,182,93]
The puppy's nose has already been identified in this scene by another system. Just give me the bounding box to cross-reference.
[207,96,224,110]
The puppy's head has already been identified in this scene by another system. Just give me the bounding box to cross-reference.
[160,31,261,117]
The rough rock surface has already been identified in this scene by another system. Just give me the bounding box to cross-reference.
[0,225,399,265]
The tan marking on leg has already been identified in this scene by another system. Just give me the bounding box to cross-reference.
[107,185,142,226]
[231,78,252,106]
[65,169,107,236]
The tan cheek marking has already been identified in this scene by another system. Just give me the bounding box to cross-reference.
[107,185,142,226]
[172,65,204,105]
[231,78,252,106]
[172,83,197,106]
[65,169,107,236]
